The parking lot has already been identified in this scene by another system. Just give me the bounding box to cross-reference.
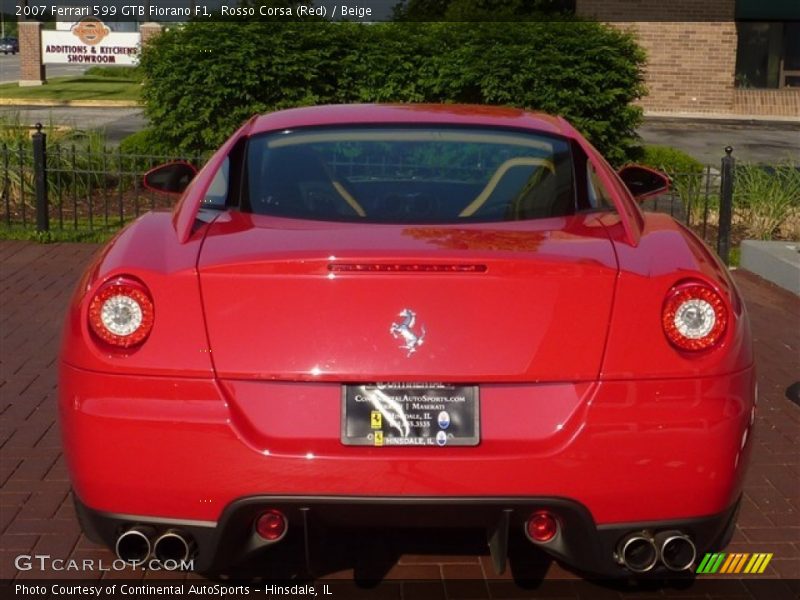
[0,240,798,598]
[0,55,87,84]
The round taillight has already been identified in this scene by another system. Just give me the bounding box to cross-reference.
[88,277,154,348]
[662,281,728,351]
[255,510,287,542]
[526,511,558,543]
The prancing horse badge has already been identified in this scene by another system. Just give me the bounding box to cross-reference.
[390,309,426,357]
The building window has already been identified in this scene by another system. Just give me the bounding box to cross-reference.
[735,0,800,89]
[785,22,800,87]
[735,21,800,89]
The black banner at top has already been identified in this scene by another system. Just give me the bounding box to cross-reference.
[7,0,797,24]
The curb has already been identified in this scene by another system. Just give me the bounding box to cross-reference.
[643,111,800,128]
[0,98,140,108]
[740,241,800,296]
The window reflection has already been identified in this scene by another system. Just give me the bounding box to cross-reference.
[735,21,800,88]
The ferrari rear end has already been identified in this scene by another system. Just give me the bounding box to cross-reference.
[59,105,755,578]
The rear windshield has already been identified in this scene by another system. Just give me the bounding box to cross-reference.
[245,127,575,223]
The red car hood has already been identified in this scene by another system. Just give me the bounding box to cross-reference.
[197,212,618,382]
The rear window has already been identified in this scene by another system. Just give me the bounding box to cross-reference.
[245,126,576,223]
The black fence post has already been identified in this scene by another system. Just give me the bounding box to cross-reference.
[717,146,734,265]
[32,123,49,233]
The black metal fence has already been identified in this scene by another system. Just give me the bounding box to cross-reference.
[1,124,738,263]
[1,124,206,237]
[641,147,736,264]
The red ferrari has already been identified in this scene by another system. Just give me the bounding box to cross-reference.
[59,104,755,578]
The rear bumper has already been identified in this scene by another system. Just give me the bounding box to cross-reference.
[60,362,754,574]
[75,493,741,577]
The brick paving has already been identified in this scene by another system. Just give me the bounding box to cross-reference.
[1,241,798,598]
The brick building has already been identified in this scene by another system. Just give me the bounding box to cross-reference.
[575,0,800,117]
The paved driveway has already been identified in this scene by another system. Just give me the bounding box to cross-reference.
[0,106,146,145]
[638,119,800,165]
[0,241,798,598]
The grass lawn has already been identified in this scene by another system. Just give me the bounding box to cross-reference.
[0,225,115,243]
[0,76,141,103]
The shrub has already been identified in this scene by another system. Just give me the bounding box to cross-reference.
[137,20,645,163]
[637,145,704,176]
[118,128,173,157]
[636,145,708,223]
[734,163,800,240]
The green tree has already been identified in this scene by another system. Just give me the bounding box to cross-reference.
[137,20,645,164]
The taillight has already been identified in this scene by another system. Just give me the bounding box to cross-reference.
[662,281,727,351]
[88,277,154,348]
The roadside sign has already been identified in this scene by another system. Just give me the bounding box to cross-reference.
[42,18,140,66]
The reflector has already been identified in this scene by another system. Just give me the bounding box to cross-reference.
[526,511,558,542]
[255,510,287,541]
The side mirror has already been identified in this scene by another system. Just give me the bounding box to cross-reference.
[143,161,197,195]
[618,165,671,201]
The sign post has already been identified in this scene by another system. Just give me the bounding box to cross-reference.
[19,21,45,86]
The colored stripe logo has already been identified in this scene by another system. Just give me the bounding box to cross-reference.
[696,552,772,574]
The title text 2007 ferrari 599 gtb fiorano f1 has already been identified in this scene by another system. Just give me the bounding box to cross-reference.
[59,104,754,578]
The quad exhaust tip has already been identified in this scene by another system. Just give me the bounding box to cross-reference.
[153,530,195,563]
[617,530,697,573]
[116,526,196,565]
[115,526,155,565]
[657,531,697,572]
[618,533,658,573]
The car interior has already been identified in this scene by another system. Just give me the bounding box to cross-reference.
[244,130,578,223]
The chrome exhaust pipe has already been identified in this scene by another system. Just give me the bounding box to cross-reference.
[618,532,658,573]
[153,529,195,563]
[657,531,697,571]
[115,526,155,565]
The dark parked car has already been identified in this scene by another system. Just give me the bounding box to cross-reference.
[0,38,19,54]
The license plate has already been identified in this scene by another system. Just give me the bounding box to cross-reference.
[341,383,479,447]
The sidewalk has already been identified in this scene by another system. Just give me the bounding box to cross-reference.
[0,241,797,596]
